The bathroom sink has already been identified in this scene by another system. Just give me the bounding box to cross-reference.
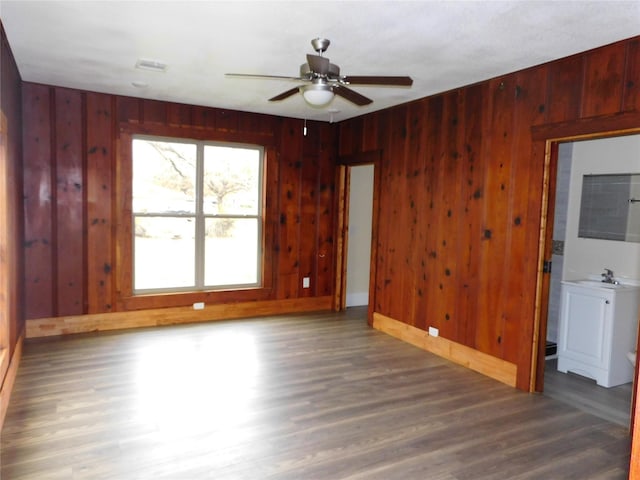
[559,278,640,387]
[572,280,633,289]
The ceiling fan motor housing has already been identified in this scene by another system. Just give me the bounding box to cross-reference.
[300,62,340,80]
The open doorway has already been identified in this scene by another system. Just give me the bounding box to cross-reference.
[345,164,374,308]
[535,130,640,430]
[335,161,376,320]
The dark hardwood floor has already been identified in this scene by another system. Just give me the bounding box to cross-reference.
[544,358,633,428]
[1,308,631,479]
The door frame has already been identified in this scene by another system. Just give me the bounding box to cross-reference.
[530,114,640,431]
[334,150,382,325]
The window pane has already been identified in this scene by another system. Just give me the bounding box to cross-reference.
[204,218,258,286]
[133,139,197,214]
[203,146,260,215]
[135,217,195,290]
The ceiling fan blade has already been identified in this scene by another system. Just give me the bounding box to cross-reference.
[269,87,301,102]
[334,85,373,106]
[306,54,330,75]
[226,73,302,81]
[342,75,413,86]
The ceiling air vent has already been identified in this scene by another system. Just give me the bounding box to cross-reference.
[135,58,168,72]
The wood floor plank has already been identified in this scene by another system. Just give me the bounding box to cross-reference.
[544,358,632,427]
[1,308,631,479]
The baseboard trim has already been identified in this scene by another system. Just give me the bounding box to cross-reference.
[373,312,517,388]
[0,333,23,431]
[27,296,333,338]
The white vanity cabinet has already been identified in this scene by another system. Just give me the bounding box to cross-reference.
[557,281,640,388]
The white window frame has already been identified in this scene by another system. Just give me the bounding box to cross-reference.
[132,134,264,294]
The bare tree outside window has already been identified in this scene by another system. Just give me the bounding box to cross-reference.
[147,141,196,198]
[144,142,257,237]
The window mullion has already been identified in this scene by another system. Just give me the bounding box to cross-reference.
[194,142,205,288]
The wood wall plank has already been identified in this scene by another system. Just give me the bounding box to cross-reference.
[405,100,428,331]
[546,55,584,123]
[299,122,320,297]
[238,111,272,136]
[435,91,463,340]
[191,105,216,130]
[166,102,192,126]
[379,106,409,323]
[373,112,392,315]
[315,124,336,297]
[338,115,361,156]
[362,113,380,152]
[457,84,485,348]
[86,93,114,313]
[506,66,548,384]
[116,96,141,124]
[276,118,303,298]
[142,99,166,124]
[623,37,640,112]
[474,77,514,359]
[518,65,550,128]
[420,96,444,332]
[581,42,626,118]
[263,145,280,291]
[215,109,238,132]
[53,88,85,315]
[22,84,54,319]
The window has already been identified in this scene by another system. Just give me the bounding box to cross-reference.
[132,136,263,293]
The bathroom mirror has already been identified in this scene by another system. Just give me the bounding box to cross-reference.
[578,173,640,242]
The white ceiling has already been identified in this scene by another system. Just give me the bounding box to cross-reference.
[1,1,639,123]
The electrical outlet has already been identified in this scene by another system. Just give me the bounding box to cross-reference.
[303,277,310,288]
[193,302,205,310]
[428,326,439,337]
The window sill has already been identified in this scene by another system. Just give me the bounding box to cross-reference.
[119,286,273,311]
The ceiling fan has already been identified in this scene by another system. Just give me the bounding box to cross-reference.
[225,38,413,108]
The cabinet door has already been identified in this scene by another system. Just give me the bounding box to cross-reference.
[559,288,610,369]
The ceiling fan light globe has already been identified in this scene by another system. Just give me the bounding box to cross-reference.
[302,86,334,108]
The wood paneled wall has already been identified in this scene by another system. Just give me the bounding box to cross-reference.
[338,37,640,390]
[21,85,337,320]
[0,22,25,427]
[0,23,24,359]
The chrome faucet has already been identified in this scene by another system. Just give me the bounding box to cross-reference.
[601,268,616,284]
